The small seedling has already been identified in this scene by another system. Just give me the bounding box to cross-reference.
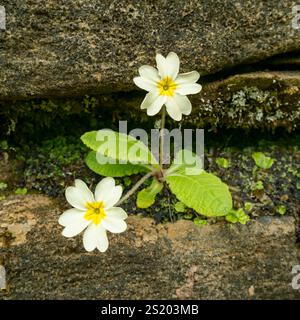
[225,208,250,225]
[244,202,254,212]
[277,205,287,215]
[216,157,230,169]
[193,217,207,226]
[15,188,28,195]
[0,182,7,191]
[174,201,186,213]
[252,180,264,191]
[252,152,274,169]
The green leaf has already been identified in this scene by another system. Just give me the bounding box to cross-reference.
[216,157,230,169]
[166,169,232,217]
[81,130,158,166]
[252,152,274,169]
[166,149,203,176]
[15,187,28,195]
[252,180,264,191]
[277,205,287,215]
[225,208,250,225]
[174,201,186,213]
[85,151,149,177]
[136,179,163,209]
[0,182,8,191]
[0,140,8,150]
[244,202,254,212]
[193,217,207,226]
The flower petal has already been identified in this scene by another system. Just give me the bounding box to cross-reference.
[94,177,115,200]
[175,83,202,95]
[58,208,85,227]
[176,71,200,85]
[65,180,93,210]
[105,185,123,208]
[106,207,128,220]
[146,95,167,116]
[133,76,157,92]
[138,65,160,83]
[141,91,159,110]
[173,94,192,115]
[165,52,180,79]
[102,217,127,233]
[156,53,168,78]
[165,97,183,121]
[95,177,123,208]
[75,179,95,202]
[83,224,108,252]
[62,219,90,238]
[97,229,109,252]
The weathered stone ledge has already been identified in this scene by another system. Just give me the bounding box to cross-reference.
[0,1,299,100]
[0,195,299,299]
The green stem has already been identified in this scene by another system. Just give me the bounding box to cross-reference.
[160,106,166,167]
[117,171,154,206]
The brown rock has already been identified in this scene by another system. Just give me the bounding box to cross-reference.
[0,195,299,299]
[0,1,299,100]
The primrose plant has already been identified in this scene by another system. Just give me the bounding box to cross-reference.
[59,52,234,252]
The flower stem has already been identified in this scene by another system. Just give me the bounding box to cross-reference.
[160,106,166,167]
[117,171,154,206]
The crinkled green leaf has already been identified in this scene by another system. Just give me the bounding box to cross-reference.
[136,179,163,209]
[225,208,250,225]
[174,201,186,213]
[252,152,274,169]
[85,151,149,177]
[166,149,203,176]
[216,157,230,169]
[193,217,207,226]
[81,130,158,166]
[166,168,232,217]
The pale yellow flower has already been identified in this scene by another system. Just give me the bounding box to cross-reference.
[59,178,127,252]
[134,52,202,121]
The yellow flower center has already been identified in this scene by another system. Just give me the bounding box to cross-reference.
[157,76,177,97]
[84,201,106,225]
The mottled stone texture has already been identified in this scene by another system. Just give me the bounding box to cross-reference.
[0,1,300,100]
[0,195,299,300]
[107,71,300,130]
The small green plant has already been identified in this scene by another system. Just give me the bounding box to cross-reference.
[252,180,264,191]
[225,208,250,225]
[244,202,254,212]
[174,201,186,213]
[277,205,287,215]
[82,130,233,218]
[0,182,8,191]
[15,187,28,195]
[0,140,8,150]
[252,152,274,169]
[193,217,207,226]
[216,157,230,169]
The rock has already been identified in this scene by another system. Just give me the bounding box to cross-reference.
[115,71,300,130]
[0,195,299,299]
[2,71,300,132]
[188,71,300,131]
[0,1,299,100]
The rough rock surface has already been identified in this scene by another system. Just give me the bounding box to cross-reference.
[2,71,300,132]
[0,195,299,299]
[110,71,300,130]
[0,1,300,99]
